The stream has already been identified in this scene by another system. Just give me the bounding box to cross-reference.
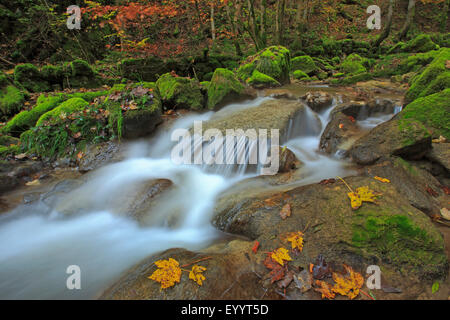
[0,89,400,299]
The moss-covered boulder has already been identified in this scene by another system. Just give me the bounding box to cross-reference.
[237,46,291,85]
[106,82,163,139]
[64,59,101,89]
[400,89,450,139]
[340,53,368,75]
[349,118,432,165]
[402,34,439,53]
[120,56,169,82]
[0,84,26,118]
[291,56,317,75]
[1,95,64,136]
[14,63,51,92]
[245,69,280,89]
[156,73,204,110]
[207,68,247,109]
[36,97,89,127]
[293,70,310,80]
[405,48,450,103]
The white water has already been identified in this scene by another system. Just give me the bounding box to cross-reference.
[0,95,394,299]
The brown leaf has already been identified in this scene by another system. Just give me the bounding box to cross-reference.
[277,271,295,289]
[279,203,291,220]
[441,208,450,221]
[319,178,336,185]
[426,186,438,197]
[264,256,287,284]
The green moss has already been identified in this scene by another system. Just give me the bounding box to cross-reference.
[237,46,291,84]
[0,73,9,88]
[394,157,418,176]
[120,56,169,82]
[291,56,317,74]
[0,145,19,158]
[352,210,447,277]
[0,134,19,146]
[2,95,64,135]
[0,85,26,117]
[246,69,280,88]
[41,65,65,84]
[397,118,431,147]
[340,53,367,75]
[36,98,89,126]
[293,70,310,80]
[331,72,373,85]
[207,68,244,109]
[400,89,450,139]
[14,63,50,92]
[156,73,204,110]
[405,48,450,103]
[402,34,439,53]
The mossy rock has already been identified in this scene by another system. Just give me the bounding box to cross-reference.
[340,53,367,75]
[64,60,101,89]
[293,70,310,80]
[402,34,439,53]
[156,73,204,110]
[120,56,169,82]
[0,145,20,158]
[237,46,291,85]
[245,69,280,89]
[291,56,317,75]
[207,68,246,109]
[0,72,10,88]
[36,98,89,126]
[14,63,51,92]
[0,134,19,147]
[1,95,65,136]
[0,85,26,117]
[405,48,450,103]
[330,72,373,85]
[400,89,450,139]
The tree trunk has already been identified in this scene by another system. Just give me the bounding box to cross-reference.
[260,0,267,48]
[226,1,243,56]
[373,0,395,48]
[398,0,416,40]
[276,0,286,45]
[211,3,216,42]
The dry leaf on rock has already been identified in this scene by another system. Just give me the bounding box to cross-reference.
[148,258,181,289]
[189,265,206,286]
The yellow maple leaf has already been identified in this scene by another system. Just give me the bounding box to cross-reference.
[189,265,207,286]
[286,231,304,252]
[271,247,292,266]
[315,280,336,299]
[148,258,181,289]
[374,176,390,183]
[332,264,364,299]
[347,186,381,210]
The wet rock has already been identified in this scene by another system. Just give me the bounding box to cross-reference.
[122,108,163,140]
[302,91,333,112]
[319,112,364,155]
[203,99,320,143]
[349,118,432,165]
[427,143,450,172]
[78,141,121,173]
[278,147,301,173]
[332,99,396,120]
[212,175,448,279]
[42,179,84,207]
[100,240,277,300]
[0,161,43,195]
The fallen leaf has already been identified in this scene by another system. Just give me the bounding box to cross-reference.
[73,132,82,139]
[277,270,295,289]
[189,265,207,286]
[432,281,439,294]
[442,186,450,195]
[426,186,438,197]
[294,269,313,293]
[319,178,336,185]
[314,280,335,299]
[270,248,292,266]
[252,241,260,254]
[312,254,332,280]
[348,186,381,210]
[148,258,181,289]
[14,153,27,160]
[263,255,287,283]
[440,208,450,221]
[339,123,344,129]
[279,203,291,220]
[286,231,304,252]
[26,179,40,186]
[432,136,446,143]
[331,264,364,299]
[374,176,390,183]
[77,151,84,160]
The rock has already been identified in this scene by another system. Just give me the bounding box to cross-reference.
[302,91,333,112]
[237,46,291,85]
[100,240,276,300]
[78,141,122,173]
[427,143,450,172]
[319,112,364,155]
[291,56,317,75]
[120,56,169,82]
[332,99,396,119]
[279,147,301,173]
[212,175,448,279]
[349,118,432,165]
[156,73,204,110]
[122,107,163,139]
[0,84,26,117]
[0,160,43,195]
[246,70,281,89]
[207,68,252,110]
[202,99,318,143]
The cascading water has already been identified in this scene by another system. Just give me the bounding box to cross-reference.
[0,93,398,299]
